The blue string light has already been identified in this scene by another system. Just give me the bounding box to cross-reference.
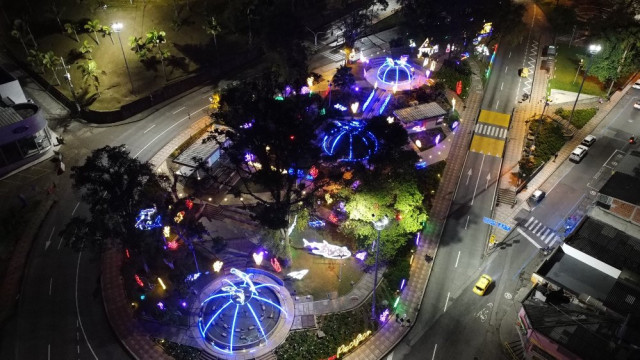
[322,121,379,162]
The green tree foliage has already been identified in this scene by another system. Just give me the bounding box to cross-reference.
[546,5,577,37]
[79,40,94,59]
[202,16,221,51]
[77,60,102,95]
[63,145,172,252]
[436,59,472,99]
[84,19,102,45]
[42,51,61,86]
[64,22,80,42]
[27,49,45,73]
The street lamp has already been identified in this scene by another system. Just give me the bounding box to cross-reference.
[371,215,389,321]
[112,22,135,94]
[568,44,601,126]
[305,27,327,47]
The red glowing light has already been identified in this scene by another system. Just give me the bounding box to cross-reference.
[455,81,462,95]
[309,166,319,178]
[395,213,403,221]
[185,199,193,210]
[125,249,130,258]
[270,258,282,273]
[329,213,339,224]
[289,135,295,140]
[167,241,179,250]
[135,274,144,287]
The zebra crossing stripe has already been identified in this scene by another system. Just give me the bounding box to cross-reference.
[475,124,480,133]
[536,226,546,236]
[528,220,538,230]
[500,129,507,138]
[532,223,543,233]
[524,217,535,227]
[541,229,551,240]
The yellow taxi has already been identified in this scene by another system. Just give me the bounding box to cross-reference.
[473,274,493,296]
[520,67,529,78]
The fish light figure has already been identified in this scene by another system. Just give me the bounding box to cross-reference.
[287,269,309,280]
[303,238,351,259]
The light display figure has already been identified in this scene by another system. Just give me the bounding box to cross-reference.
[135,206,162,230]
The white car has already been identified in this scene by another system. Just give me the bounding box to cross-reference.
[634,100,640,110]
[633,80,640,90]
[569,145,589,163]
[581,135,596,147]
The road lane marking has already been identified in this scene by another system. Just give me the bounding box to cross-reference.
[500,82,504,91]
[470,153,486,205]
[444,292,450,312]
[133,105,208,159]
[452,151,471,201]
[465,216,470,229]
[143,124,156,134]
[48,344,50,360]
[495,100,500,109]
[432,344,437,360]
[505,66,508,73]
[75,245,99,359]
[508,51,511,58]
[172,106,185,114]
[71,201,80,216]
[49,278,53,295]
[45,226,55,250]
[491,158,503,210]
[455,251,461,268]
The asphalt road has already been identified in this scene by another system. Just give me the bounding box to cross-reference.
[389,5,545,360]
[10,84,217,360]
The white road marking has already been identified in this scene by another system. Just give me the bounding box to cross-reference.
[455,251,461,268]
[134,106,208,159]
[386,352,394,360]
[49,278,53,295]
[495,100,500,109]
[75,245,99,359]
[490,157,503,210]
[504,66,508,73]
[471,153,486,205]
[48,344,50,360]
[465,216,470,229]
[71,201,80,216]
[432,344,437,360]
[444,292,450,312]
[172,106,185,114]
[508,51,511,58]
[45,226,55,250]
[143,124,156,134]
[517,228,542,248]
[500,82,504,91]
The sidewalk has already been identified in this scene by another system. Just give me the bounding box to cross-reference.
[346,60,485,359]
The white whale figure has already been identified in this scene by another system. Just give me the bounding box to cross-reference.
[302,238,351,259]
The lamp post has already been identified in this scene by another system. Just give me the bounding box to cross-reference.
[112,22,135,94]
[371,215,389,321]
[305,27,327,47]
[568,44,601,126]
[59,56,81,113]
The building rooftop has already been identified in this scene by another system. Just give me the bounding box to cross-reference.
[393,102,447,124]
[0,107,24,127]
[522,284,639,360]
[173,131,226,168]
[599,151,640,206]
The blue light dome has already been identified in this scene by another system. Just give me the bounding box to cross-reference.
[322,121,379,162]
[376,58,413,86]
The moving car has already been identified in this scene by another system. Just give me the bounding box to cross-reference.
[569,145,589,163]
[581,135,597,147]
[634,100,640,110]
[473,274,493,296]
[529,189,546,204]
[633,80,640,90]
[520,67,529,78]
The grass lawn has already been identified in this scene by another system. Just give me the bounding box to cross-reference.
[288,226,364,298]
[554,107,598,129]
[549,46,606,97]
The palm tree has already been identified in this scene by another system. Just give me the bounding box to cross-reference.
[42,51,61,85]
[129,35,145,52]
[14,18,37,49]
[77,60,101,95]
[27,50,45,73]
[79,40,94,59]
[64,22,80,42]
[84,20,101,45]
[101,25,114,45]
[11,29,29,55]
[158,48,170,81]
[146,30,168,77]
[203,16,221,52]
[50,2,63,30]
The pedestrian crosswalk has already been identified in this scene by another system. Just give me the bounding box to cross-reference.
[518,216,561,248]
[474,123,508,139]
[322,51,344,62]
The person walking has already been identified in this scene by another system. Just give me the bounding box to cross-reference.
[554,152,558,162]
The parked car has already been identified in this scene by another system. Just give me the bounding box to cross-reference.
[473,274,493,296]
[529,189,546,204]
[569,145,589,162]
[520,67,529,78]
[633,80,640,90]
[634,100,640,110]
[581,135,597,147]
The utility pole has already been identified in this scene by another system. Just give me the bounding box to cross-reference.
[60,57,81,113]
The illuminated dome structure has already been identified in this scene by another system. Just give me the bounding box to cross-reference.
[364,56,428,92]
[322,121,379,162]
[377,58,413,86]
[194,268,294,358]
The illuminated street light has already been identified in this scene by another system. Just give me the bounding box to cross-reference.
[112,22,135,94]
[568,44,601,126]
[371,215,390,320]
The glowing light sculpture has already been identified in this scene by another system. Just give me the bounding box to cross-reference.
[252,251,264,266]
[362,90,375,111]
[379,308,390,322]
[287,269,309,280]
[376,58,413,86]
[198,268,288,353]
[270,258,282,273]
[379,93,392,115]
[322,121,379,162]
[303,238,351,259]
[135,207,162,230]
[212,260,223,272]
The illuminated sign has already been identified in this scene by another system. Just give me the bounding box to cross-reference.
[336,330,372,358]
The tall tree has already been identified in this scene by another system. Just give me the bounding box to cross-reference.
[63,145,172,252]
[64,22,80,42]
[79,40,94,59]
[84,19,101,45]
[201,72,328,262]
[27,49,45,73]
[331,65,356,90]
[11,28,29,55]
[77,60,102,95]
[203,16,221,52]
[146,29,168,81]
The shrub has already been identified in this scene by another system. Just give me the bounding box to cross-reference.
[435,59,472,99]
[554,107,597,129]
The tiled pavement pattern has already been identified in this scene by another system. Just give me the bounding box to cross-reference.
[490,32,633,248]
[345,60,485,359]
[102,249,172,360]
